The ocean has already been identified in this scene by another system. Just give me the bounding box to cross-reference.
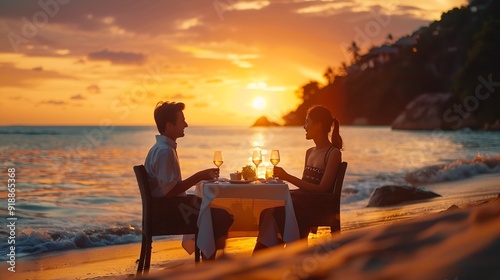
[1,125,500,260]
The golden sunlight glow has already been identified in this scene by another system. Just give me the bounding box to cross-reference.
[175,46,259,68]
[54,49,70,55]
[178,18,200,30]
[231,1,270,11]
[252,96,266,110]
[294,0,466,20]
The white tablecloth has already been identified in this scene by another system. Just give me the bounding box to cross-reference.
[182,181,300,257]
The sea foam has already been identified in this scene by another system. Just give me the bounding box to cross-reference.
[405,154,500,184]
[0,226,147,260]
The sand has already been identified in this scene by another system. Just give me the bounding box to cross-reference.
[148,196,500,280]
[2,174,499,280]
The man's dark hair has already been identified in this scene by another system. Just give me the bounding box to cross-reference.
[154,101,185,133]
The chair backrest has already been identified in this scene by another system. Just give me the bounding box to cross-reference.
[133,165,201,274]
[331,161,348,217]
[134,164,199,236]
[134,165,153,236]
[300,161,348,233]
[332,161,348,193]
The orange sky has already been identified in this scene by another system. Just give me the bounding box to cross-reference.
[0,0,467,126]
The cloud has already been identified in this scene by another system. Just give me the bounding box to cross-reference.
[205,78,223,83]
[0,0,439,71]
[71,94,86,100]
[74,59,86,64]
[39,100,68,106]
[87,84,100,94]
[177,17,201,30]
[194,101,209,108]
[87,49,147,65]
[168,93,196,100]
[295,1,356,15]
[175,45,259,68]
[9,95,22,100]
[0,63,75,88]
[230,1,271,11]
[399,5,424,12]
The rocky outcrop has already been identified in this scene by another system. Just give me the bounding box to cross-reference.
[391,92,481,130]
[252,116,280,127]
[367,185,441,207]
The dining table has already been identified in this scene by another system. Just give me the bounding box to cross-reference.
[182,179,300,258]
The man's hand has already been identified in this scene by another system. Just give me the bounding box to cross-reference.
[167,168,221,198]
[199,168,220,180]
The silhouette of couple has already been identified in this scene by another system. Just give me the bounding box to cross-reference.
[144,101,342,259]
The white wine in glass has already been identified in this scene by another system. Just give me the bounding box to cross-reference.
[213,151,223,180]
[270,150,280,166]
[252,150,262,177]
[213,151,224,167]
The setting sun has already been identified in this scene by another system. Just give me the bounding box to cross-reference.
[252,97,266,110]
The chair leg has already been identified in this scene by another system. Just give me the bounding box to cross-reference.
[330,221,340,234]
[194,232,200,263]
[144,236,153,274]
[136,234,147,277]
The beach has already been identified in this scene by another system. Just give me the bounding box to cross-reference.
[154,194,500,280]
[2,173,499,280]
[1,126,499,279]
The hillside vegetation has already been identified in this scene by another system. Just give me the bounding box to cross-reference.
[280,0,499,129]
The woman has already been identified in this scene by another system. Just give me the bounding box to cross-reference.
[254,105,343,252]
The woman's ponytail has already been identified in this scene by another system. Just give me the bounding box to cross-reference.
[307,105,343,150]
[331,118,343,150]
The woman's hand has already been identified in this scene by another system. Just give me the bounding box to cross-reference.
[273,166,288,180]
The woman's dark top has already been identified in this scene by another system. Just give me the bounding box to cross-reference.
[274,145,340,238]
[301,146,336,184]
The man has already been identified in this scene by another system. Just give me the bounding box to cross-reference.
[144,101,233,259]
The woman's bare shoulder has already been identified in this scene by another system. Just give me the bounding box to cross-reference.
[305,147,315,155]
[327,147,342,163]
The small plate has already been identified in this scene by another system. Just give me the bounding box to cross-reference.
[229,180,253,184]
[265,179,284,184]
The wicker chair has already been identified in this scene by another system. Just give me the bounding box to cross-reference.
[134,165,200,277]
[291,161,348,235]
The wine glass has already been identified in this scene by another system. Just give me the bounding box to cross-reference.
[270,150,280,166]
[252,150,262,178]
[270,150,280,179]
[213,151,223,179]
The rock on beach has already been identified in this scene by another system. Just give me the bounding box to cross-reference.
[367,185,441,207]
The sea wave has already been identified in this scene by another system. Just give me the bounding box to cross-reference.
[405,154,500,184]
[0,225,150,260]
[0,129,61,135]
[0,126,153,135]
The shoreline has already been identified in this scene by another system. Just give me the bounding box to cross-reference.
[2,174,499,279]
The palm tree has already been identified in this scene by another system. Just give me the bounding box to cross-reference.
[347,41,361,64]
[338,62,348,76]
[386,33,394,43]
[323,67,335,84]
